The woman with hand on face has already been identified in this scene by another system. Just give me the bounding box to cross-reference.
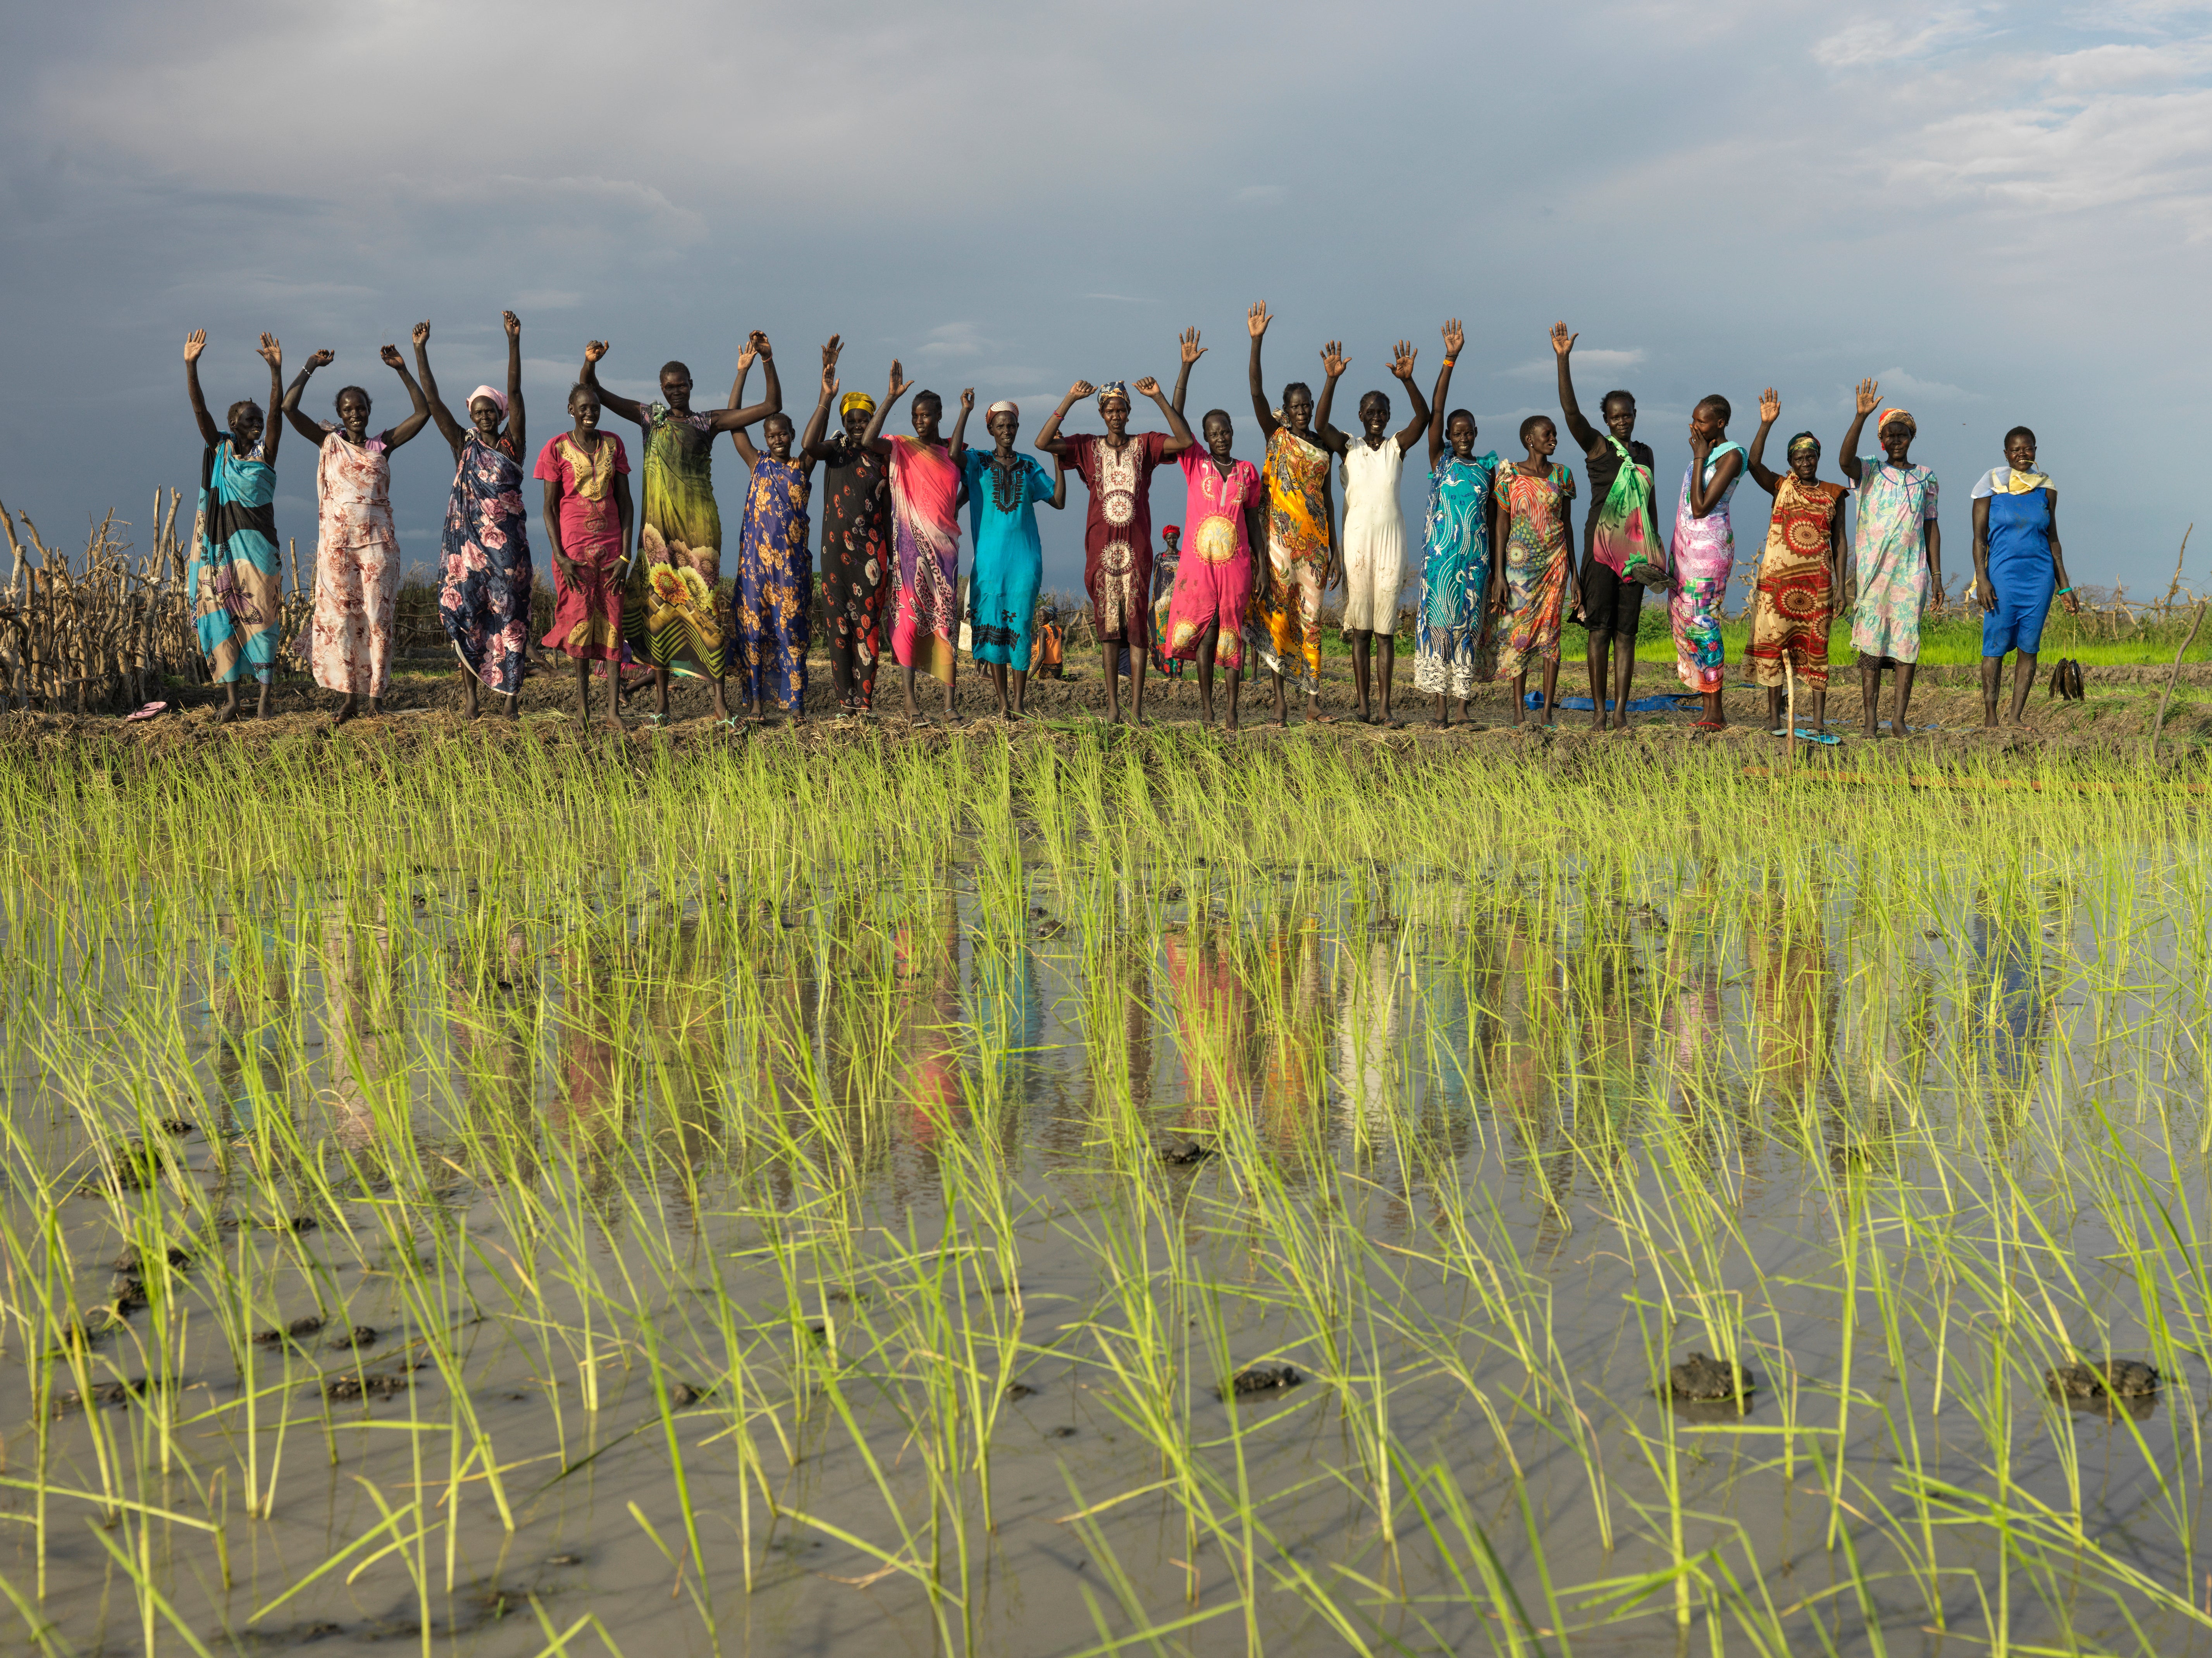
[1036,358,1196,726]
[1668,394,1747,731]
[953,389,1065,720]
[805,336,893,714]
[859,362,965,723]
[1972,426,2074,728]
[282,335,432,726]
[577,333,780,724]
[1741,389,1845,736]
[1166,327,1267,734]
[729,342,837,723]
[1245,302,1341,725]
[1490,414,1578,727]
[1839,379,1941,738]
[1552,321,1663,729]
[182,329,287,722]
[533,377,633,732]
[1321,336,1431,726]
[417,313,531,719]
[1415,320,1501,729]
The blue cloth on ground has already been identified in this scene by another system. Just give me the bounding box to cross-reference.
[1525,693,1701,712]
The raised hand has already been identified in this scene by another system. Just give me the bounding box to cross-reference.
[1133,374,1162,398]
[183,329,207,364]
[1855,378,1880,416]
[1179,327,1205,365]
[502,310,521,340]
[1068,379,1096,401]
[1247,302,1272,340]
[888,360,913,400]
[256,333,283,369]
[306,348,335,371]
[1389,340,1418,379]
[960,387,976,413]
[821,334,843,369]
[584,339,609,364]
[415,322,434,348]
[737,337,759,374]
[1549,321,1576,358]
[751,330,773,360]
[823,372,840,402]
[1443,319,1465,359]
[1319,341,1348,380]
[1759,387,1780,424]
[379,345,404,368]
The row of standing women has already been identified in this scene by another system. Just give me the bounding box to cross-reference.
[180,311,2072,736]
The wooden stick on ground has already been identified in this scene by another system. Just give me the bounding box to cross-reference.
[2148,598,2207,763]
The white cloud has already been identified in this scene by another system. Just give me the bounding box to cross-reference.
[1814,10,1994,67]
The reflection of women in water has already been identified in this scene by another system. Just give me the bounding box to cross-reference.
[446,921,537,1176]
[1164,923,1262,1129]
[1334,936,1401,1132]
[320,904,398,1152]
[1747,887,1837,1105]
[207,910,292,1134]
[1969,891,2051,1094]
[893,897,966,1144]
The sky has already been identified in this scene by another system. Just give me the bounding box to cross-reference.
[2,0,2208,605]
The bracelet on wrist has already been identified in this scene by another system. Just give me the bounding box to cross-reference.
[1442,357,1457,368]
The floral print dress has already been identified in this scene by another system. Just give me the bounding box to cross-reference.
[818,435,891,708]
[732,453,812,712]
[438,431,532,695]
[1494,461,1575,679]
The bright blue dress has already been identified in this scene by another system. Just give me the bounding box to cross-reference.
[1982,488,2055,657]
[961,451,1052,667]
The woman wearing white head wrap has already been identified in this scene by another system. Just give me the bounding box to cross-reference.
[415,312,534,720]
[955,395,1067,719]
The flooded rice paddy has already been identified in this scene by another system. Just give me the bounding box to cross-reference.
[2,732,2210,1655]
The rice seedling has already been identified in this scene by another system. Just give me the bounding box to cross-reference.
[0,731,2205,1652]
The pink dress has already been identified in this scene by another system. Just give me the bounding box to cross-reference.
[533,431,630,662]
[308,427,400,698]
[1166,451,1259,669]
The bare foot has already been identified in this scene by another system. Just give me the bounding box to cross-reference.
[331,698,359,729]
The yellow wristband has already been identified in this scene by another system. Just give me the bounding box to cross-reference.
[1442,357,1457,367]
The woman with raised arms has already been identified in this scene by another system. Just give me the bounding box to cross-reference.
[1551,321,1664,730]
[1036,358,1195,726]
[534,374,634,731]
[417,313,531,719]
[577,333,780,725]
[1740,390,1845,736]
[1415,320,1500,728]
[1321,335,1431,725]
[1245,302,1340,725]
[807,336,893,714]
[953,389,1065,720]
[182,329,287,722]
[859,362,966,723]
[1167,327,1267,733]
[1840,379,1942,738]
[729,340,837,723]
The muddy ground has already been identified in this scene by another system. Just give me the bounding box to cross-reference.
[10,650,2212,772]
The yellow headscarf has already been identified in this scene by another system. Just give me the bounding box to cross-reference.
[840,391,876,419]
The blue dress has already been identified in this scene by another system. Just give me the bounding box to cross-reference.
[190,437,282,685]
[439,432,534,695]
[961,450,1053,667]
[1982,488,2055,657]
[732,454,812,710]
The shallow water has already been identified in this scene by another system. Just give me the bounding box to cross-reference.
[4,838,2212,1655]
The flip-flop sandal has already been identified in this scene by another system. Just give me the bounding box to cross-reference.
[1792,729,1843,745]
[123,701,172,722]
[1692,720,1727,732]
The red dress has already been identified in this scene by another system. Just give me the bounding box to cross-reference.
[1062,430,1169,645]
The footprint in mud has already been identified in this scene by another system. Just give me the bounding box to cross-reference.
[1157,1134,1213,1166]
[1217,1364,1300,1400]
[59,1376,171,1413]
[324,1362,429,1402]
[253,1315,326,1347]
[327,1326,378,1351]
[2047,1358,2160,1417]
[1004,1382,1037,1400]
[1666,1351,1758,1407]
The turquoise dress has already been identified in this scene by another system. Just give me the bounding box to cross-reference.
[1982,487,2056,657]
[190,437,282,684]
[961,450,1053,667]
[1414,450,1499,696]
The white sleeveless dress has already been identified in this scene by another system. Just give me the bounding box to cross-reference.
[1338,437,1406,632]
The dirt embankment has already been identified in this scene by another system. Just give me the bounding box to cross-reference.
[6,650,2208,773]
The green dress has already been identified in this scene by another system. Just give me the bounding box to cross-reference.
[627,402,726,678]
